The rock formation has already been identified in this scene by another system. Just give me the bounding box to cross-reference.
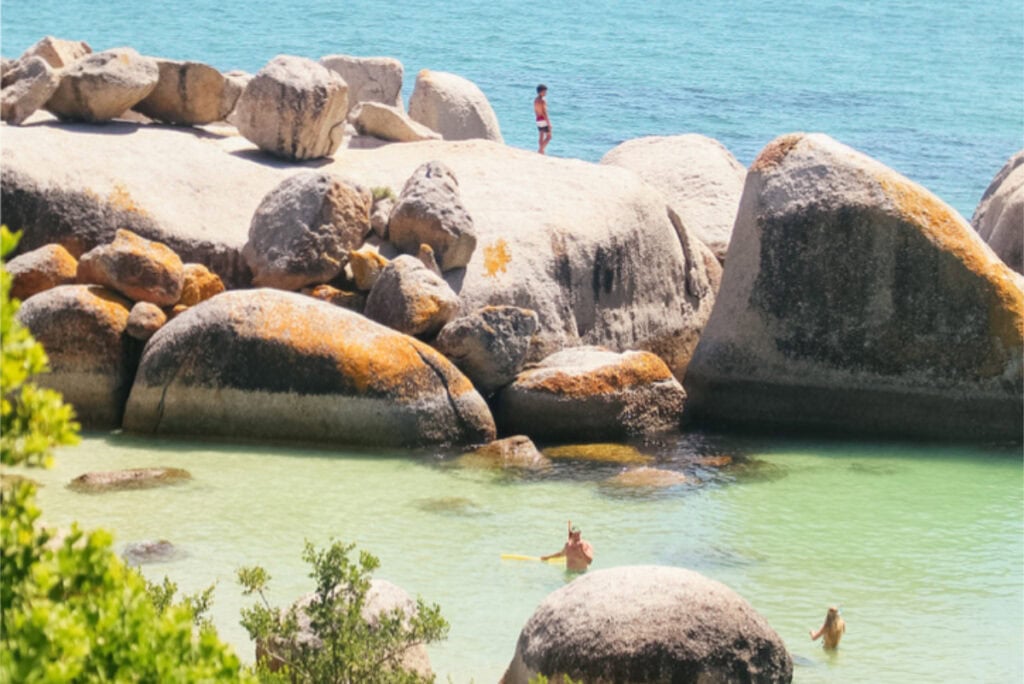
[350,102,441,143]
[45,48,159,122]
[408,69,502,142]
[972,150,1023,274]
[1,56,60,125]
[684,133,1024,441]
[318,54,403,115]
[433,305,539,395]
[123,289,495,447]
[77,229,185,306]
[132,59,241,125]
[363,255,460,337]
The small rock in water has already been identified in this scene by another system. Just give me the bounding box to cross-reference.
[414,496,489,517]
[457,435,551,471]
[122,539,183,566]
[68,467,192,493]
[543,443,652,465]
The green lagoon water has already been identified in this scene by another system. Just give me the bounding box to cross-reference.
[15,431,1022,682]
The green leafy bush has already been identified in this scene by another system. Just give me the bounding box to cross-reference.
[239,540,450,683]
[0,226,252,682]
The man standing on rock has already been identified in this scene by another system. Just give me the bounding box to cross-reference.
[541,520,594,572]
[534,84,552,154]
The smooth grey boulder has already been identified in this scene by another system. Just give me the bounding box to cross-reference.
[123,289,495,447]
[433,305,539,395]
[132,59,239,125]
[242,171,372,291]
[601,134,746,262]
[126,301,167,341]
[1,56,61,125]
[972,150,1024,274]
[350,101,441,143]
[77,229,185,306]
[45,48,159,122]
[364,255,460,337]
[389,161,476,271]
[5,243,78,301]
[233,55,348,160]
[504,565,793,684]
[495,346,687,441]
[408,69,502,142]
[318,54,403,114]
[15,285,137,428]
[258,579,433,679]
[684,132,1024,441]
[18,35,91,69]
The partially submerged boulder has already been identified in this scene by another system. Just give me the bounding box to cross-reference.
[6,243,78,301]
[133,59,240,125]
[389,161,476,271]
[458,435,550,470]
[68,467,191,493]
[1,56,61,125]
[496,346,687,441]
[242,171,372,290]
[319,54,403,114]
[606,466,688,488]
[351,101,441,143]
[433,305,539,395]
[45,48,159,122]
[122,539,183,566]
[15,285,136,428]
[363,255,460,337]
[408,69,502,142]
[684,133,1024,441]
[972,150,1023,274]
[233,55,348,160]
[542,443,652,465]
[504,565,793,683]
[601,134,746,262]
[77,229,184,306]
[123,289,495,447]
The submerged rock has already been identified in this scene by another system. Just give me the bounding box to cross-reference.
[684,133,1024,441]
[458,435,551,470]
[122,539,184,566]
[68,467,191,493]
[606,466,688,488]
[542,443,652,465]
[123,289,495,447]
[504,565,793,683]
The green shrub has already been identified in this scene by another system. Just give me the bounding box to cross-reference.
[0,226,252,682]
[239,540,450,683]
[371,185,397,202]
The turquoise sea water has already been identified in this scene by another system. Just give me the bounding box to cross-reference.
[3,0,1022,218]
[11,433,1023,683]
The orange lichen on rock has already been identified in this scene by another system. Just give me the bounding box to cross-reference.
[544,443,652,465]
[107,183,149,216]
[750,133,804,173]
[483,239,511,277]
[521,351,675,398]
[178,263,225,306]
[877,170,1024,351]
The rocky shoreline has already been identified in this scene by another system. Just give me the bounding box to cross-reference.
[3,34,1023,683]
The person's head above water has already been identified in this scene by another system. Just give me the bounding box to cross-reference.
[537,84,547,95]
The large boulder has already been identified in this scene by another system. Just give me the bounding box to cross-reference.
[132,59,240,125]
[495,346,687,441]
[2,132,717,380]
[123,289,495,447]
[504,565,793,684]
[364,255,460,337]
[433,305,539,395]
[18,35,91,70]
[45,48,159,122]
[242,171,372,290]
[233,55,348,161]
[601,134,746,262]
[318,54,403,114]
[388,161,476,271]
[408,69,502,142]
[684,133,1024,441]
[6,243,78,301]
[1,56,61,125]
[15,285,137,428]
[77,229,185,306]
[350,102,441,143]
[972,150,1024,274]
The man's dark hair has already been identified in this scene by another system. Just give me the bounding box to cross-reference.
[537,84,547,94]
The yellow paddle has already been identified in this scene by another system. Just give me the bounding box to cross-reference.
[501,553,566,565]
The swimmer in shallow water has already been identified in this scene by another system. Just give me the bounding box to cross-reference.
[541,520,593,572]
[809,605,845,650]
